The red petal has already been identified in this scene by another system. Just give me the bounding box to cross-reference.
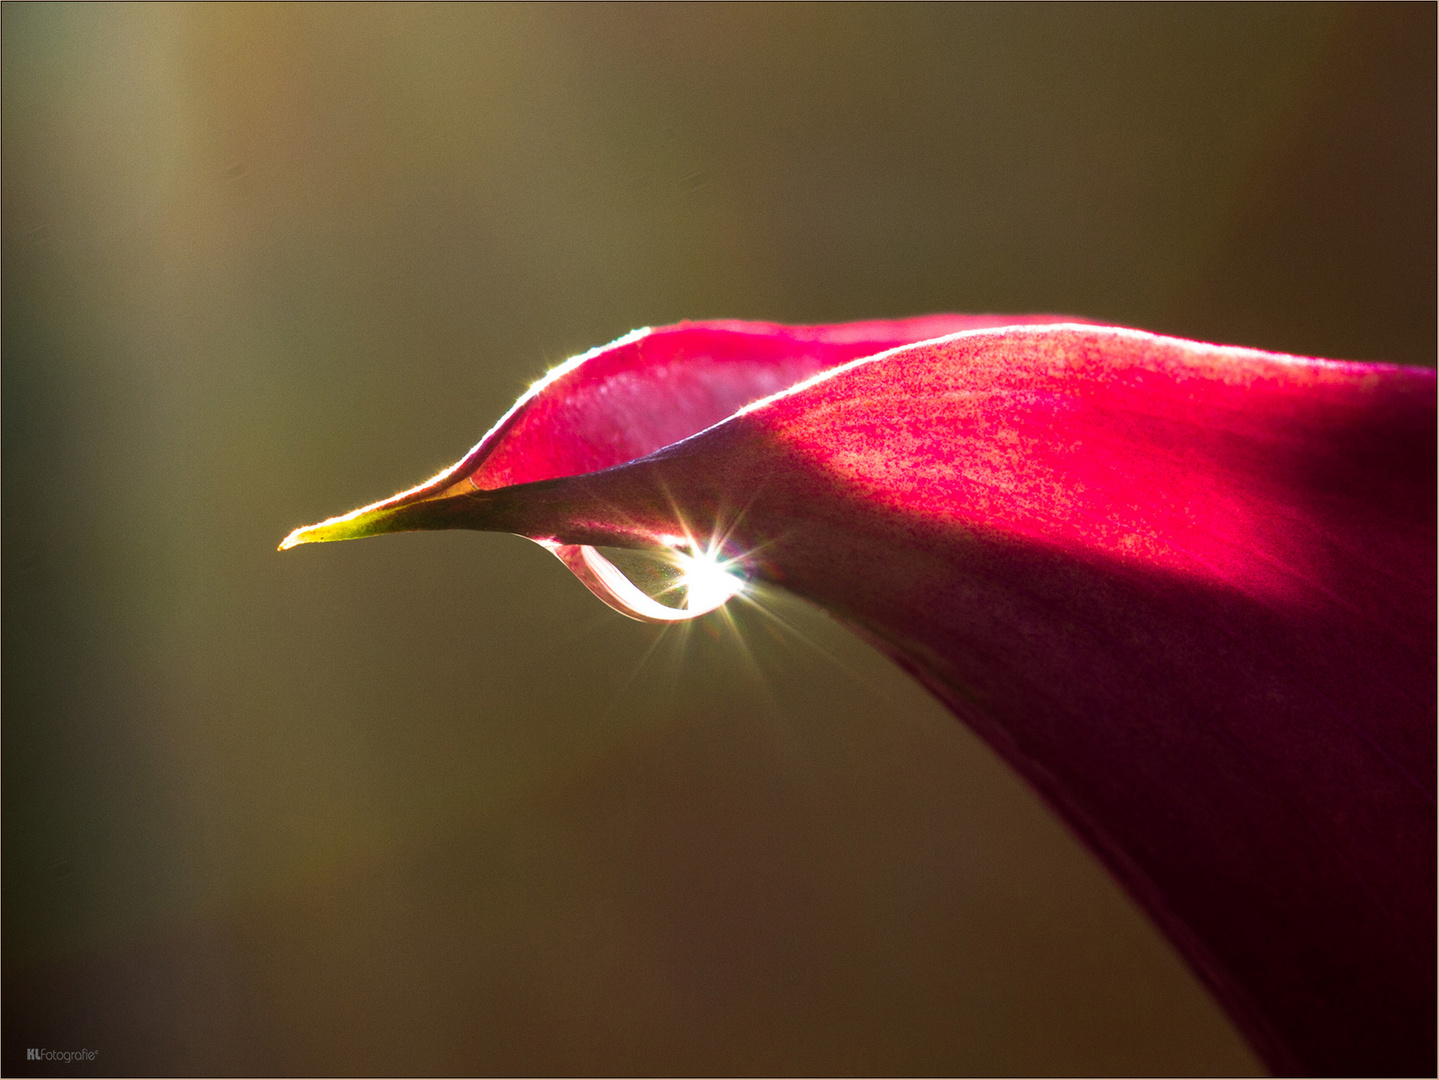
[285,320,1436,1074]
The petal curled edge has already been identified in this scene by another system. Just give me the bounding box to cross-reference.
[278,314,1079,618]
[279,315,1072,551]
[283,320,1436,1074]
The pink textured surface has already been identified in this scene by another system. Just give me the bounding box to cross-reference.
[460,315,1077,490]
[295,320,1436,1075]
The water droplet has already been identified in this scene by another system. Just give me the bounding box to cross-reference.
[540,539,745,622]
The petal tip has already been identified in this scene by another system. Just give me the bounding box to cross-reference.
[276,516,358,550]
[277,505,398,550]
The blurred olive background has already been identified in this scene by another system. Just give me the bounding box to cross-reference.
[3,4,1433,1075]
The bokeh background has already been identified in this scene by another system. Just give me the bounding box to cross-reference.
[4,4,1433,1075]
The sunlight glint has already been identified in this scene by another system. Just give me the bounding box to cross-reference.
[671,543,746,613]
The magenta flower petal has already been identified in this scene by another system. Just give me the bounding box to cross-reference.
[283,320,1436,1075]
[280,315,1072,549]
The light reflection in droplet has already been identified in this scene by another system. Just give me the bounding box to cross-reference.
[670,542,747,613]
[542,536,747,623]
